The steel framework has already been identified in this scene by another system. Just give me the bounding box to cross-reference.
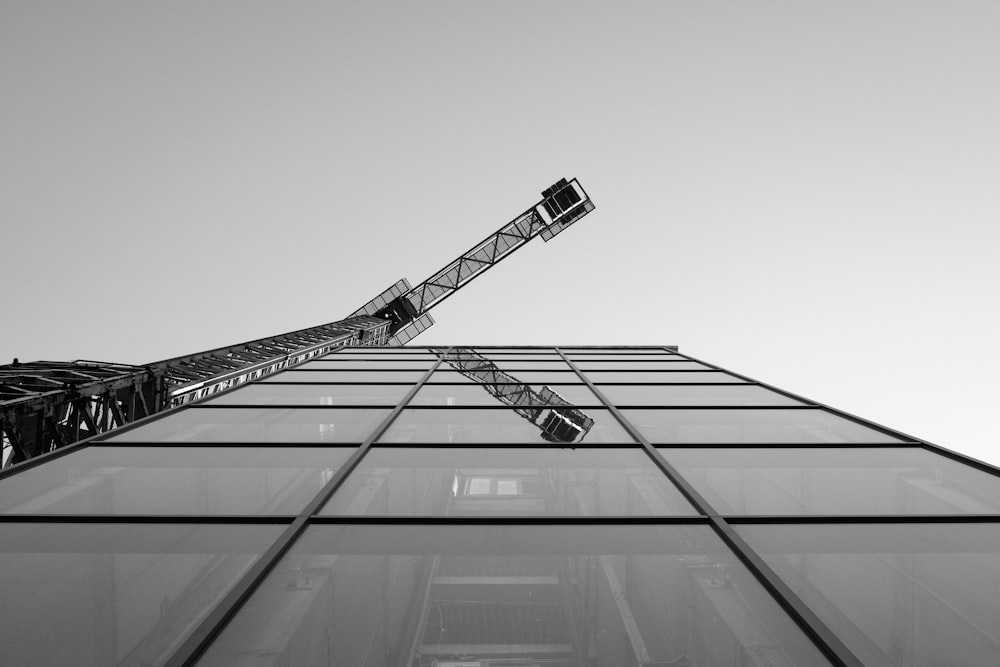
[1,178,595,466]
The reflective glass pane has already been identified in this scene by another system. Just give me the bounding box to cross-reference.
[624,408,904,443]
[410,383,602,406]
[600,384,802,406]
[428,370,583,384]
[0,522,280,667]
[471,347,556,354]
[559,347,666,356]
[298,360,432,370]
[574,361,712,371]
[337,347,446,355]
[478,353,565,361]
[586,370,739,382]
[105,407,390,443]
[573,361,714,382]
[204,383,411,406]
[661,447,1000,515]
[737,523,1000,667]
[325,353,438,360]
[487,361,572,371]
[567,353,680,360]
[322,447,695,516]
[0,446,354,515]
[380,408,634,444]
[198,524,830,666]
[262,370,425,383]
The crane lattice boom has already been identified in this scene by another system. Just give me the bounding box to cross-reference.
[0,178,595,465]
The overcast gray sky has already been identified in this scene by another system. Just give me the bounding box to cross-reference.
[3,2,999,465]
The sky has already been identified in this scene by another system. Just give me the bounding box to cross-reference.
[2,2,999,466]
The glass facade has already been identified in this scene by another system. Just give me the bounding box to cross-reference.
[0,345,997,667]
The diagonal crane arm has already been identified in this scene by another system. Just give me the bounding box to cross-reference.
[1,178,595,465]
[356,178,594,337]
[438,347,595,444]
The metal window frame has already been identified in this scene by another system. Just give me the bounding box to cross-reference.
[0,345,997,667]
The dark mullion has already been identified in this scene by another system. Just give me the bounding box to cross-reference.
[678,350,1000,479]
[163,350,451,667]
[78,440,365,448]
[726,514,1000,524]
[0,514,296,524]
[555,349,862,667]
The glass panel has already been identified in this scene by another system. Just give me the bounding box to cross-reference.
[574,361,712,371]
[660,447,1000,515]
[321,447,696,516]
[0,522,280,667]
[337,347,447,354]
[736,522,1000,667]
[410,383,603,406]
[623,408,904,443]
[586,370,736,382]
[567,353,680,360]
[0,446,354,515]
[600,384,802,406]
[487,361,572,371]
[325,353,439,360]
[380,408,634,444]
[428,370,584,384]
[297,360,432,370]
[261,370,425,383]
[477,354,565,361]
[204,383,411,406]
[559,347,666,356]
[105,407,391,443]
[469,347,556,354]
[198,524,831,666]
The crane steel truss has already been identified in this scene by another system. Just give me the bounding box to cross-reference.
[1,178,594,466]
[438,347,595,444]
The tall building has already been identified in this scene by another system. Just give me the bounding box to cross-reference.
[0,345,997,666]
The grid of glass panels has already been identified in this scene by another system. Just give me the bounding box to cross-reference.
[0,345,997,667]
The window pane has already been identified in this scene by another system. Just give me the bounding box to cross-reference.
[297,359,433,370]
[428,370,583,384]
[576,361,712,382]
[567,353,680,360]
[662,447,1000,515]
[736,523,1000,667]
[204,383,411,406]
[477,354,565,361]
[380,408,634,444]
[325,352,439,360]
[560,347,669,353]
[586,370,739,383]
[600,384,802,406]
[0,446,354,515]
[0,522,280,667]
[262,370,425,383]
[410,383,602,406]
[105,407,390,443]
[574,361,712,371]
[469,347,557,354]
[487,360,572,371]
[623,408,904,443]
[197,524,830,666]
[321,447,695,516]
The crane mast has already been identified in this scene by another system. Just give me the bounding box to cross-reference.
[1,178,595,465]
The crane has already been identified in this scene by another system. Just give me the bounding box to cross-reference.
[437,348,595,443]
[0,178,595,465]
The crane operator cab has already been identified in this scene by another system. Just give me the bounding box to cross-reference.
[537,178,594,241]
